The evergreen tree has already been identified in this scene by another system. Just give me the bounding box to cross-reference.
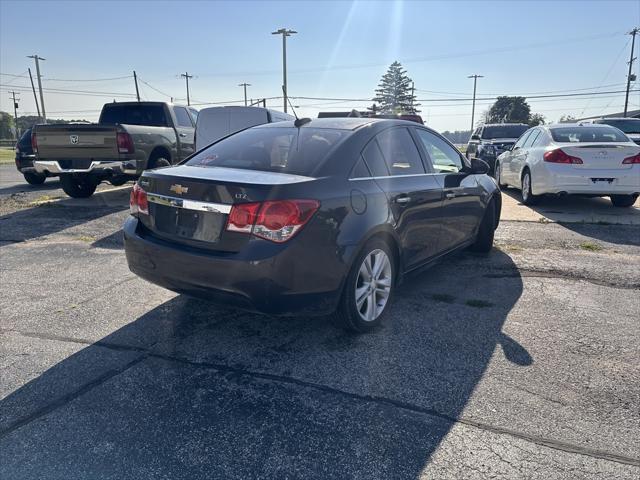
[371,61,419,114]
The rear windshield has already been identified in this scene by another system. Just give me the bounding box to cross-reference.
[100,104,168,127]
[550,126,629,143]
[185,127,349,175]
[482,125,528,139]
[595,119,640,135]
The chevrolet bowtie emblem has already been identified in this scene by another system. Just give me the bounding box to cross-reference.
[170,184,189,195]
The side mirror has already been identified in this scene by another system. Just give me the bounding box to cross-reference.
[512,145,520,151]
[470,157,490,175]
[503,145,512,151]
[471,134,480,141]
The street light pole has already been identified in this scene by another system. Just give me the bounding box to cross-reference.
[28,55,46,123]
[271,28,297,113]
[238,83,251,106]
[468,74,484,131]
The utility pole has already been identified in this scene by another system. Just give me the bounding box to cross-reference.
[28,68,41,120]
[624,27,639,117]
[271,28,297,113]
[238,83,251,106]
[468,74,484,131]
[10,91,20,139]
[27,55,46,123]
[411,81,415,112]
[180,72,193,105]
[133,70,140,102]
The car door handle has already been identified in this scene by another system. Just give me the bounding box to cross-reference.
[445,191,456,199]
[179,133,187,137]
[395,195,411,204]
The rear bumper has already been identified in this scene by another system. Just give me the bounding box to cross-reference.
[533,165,640,196]
[123,217,348,316]
[34,159,139,175]
[15,155,38,173]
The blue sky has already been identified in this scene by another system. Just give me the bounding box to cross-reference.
[1,0,638,131]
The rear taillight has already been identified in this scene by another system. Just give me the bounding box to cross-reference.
[117,131,135,154]
[226,199,320,243]
[622,153,640,164]
[543,148,582,164]
[129,183,148,216]
[31,132,37,153]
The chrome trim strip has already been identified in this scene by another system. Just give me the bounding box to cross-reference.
[34,160,125,174]
[146,192,232,214]
[349,173,441,181]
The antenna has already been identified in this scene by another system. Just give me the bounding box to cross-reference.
[282,86,311,127]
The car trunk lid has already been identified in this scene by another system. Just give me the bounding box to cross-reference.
[137,165,315,252]
[559,143,640,170]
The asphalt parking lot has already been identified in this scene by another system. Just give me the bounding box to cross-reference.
[1,164,639,479]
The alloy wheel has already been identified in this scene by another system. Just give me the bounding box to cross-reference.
[522,173,530,201]
[355,249,392,322]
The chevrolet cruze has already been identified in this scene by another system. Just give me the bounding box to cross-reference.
[124,118,501,331]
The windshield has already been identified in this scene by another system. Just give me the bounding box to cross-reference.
[551,126,629,143]
[186,127,349,175]
[596,119,640,134]
[99,104,168,127]
[481,125,528,139]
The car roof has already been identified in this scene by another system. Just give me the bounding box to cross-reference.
[255,117,415,131]
[548,123,619,129]
[482,123,529,127]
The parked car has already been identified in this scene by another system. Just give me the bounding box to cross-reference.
[195,106,293,150]
[579,117,640,145]
[466,123,530,175]
[124,118,500,332]
[32,102,198,198]
[495,123,640,207]
[14,128,53,185]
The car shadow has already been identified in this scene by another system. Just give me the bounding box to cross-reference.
[0,249,528,478]
[0,188,129,245]
[502,188,640,246]
[0,178,62,196]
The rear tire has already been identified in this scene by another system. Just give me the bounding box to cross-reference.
[610,194,638,208]
[521,169,539,205]
[335,238,395,333]
[147,156,171,170]
[470,198,496,253]
[23,172,46,185]
[60,174,98,198]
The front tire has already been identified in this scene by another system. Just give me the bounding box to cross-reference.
[335,238,395,333]
[470,198,496,253]
[521,169,539,205]
[60,174,98,198]
[610,194,638,208]
[23,172,46,185]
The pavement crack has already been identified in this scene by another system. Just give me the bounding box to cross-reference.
[3,328,639,467]
[0,354,147,439]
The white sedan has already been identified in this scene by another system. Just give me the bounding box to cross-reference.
[495,123,640,207]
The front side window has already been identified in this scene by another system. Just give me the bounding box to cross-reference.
[415,129,463,173]
[375,128,425,176]
[513,130,532,149]
[186,127,348,175]
[174,107,193,127]
[523,129,540,148]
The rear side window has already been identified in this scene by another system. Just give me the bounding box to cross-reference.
[186,127,348,176]
[362,140,390,177]
[415,129,463,173]
[350,158,371,179]
[551,126,629,143]
[100,104,168,127]
[174,107,193,127]
[376,128,425,176]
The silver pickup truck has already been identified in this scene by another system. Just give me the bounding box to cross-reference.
[33,102,197,197]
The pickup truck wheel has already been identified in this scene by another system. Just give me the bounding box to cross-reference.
[23,172,46,185]
[148,157,171,170]
[109,176,129,186]
[60,174,98,198]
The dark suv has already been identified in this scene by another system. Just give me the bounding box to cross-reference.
[466,123,529,175]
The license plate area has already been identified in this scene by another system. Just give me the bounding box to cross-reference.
[590,178,615,184]
[151,203,225,243]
